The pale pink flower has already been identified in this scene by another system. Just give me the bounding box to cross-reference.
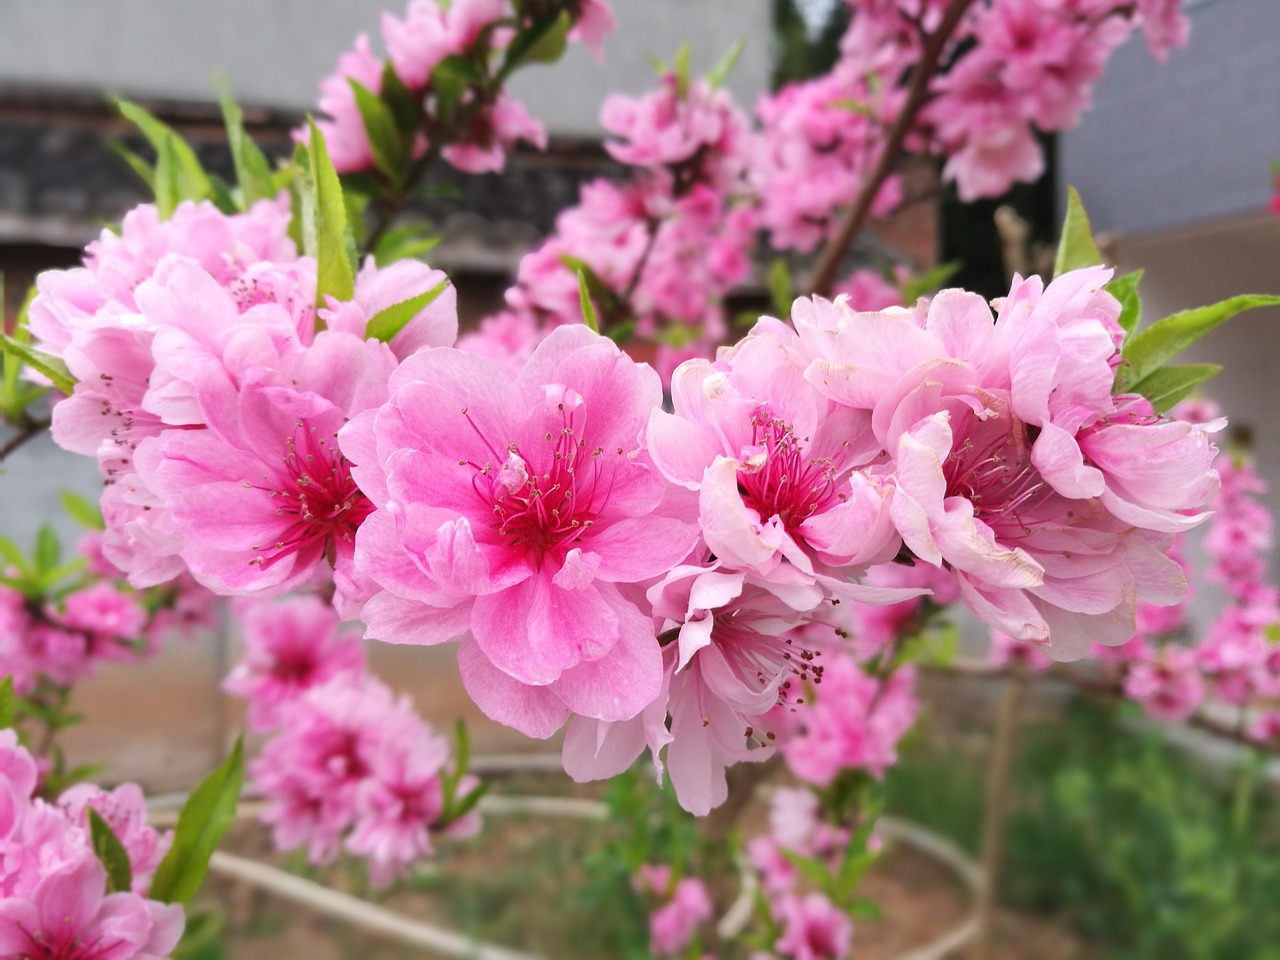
[456,311,548,373]
[341,325,698,737]
[224,595,367,731]
[833,269,902,313]
[649,877,713,957]
[568,0,616,60]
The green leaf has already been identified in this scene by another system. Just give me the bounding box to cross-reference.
[673,41,692,98]
[500,13,571,78]
[61,491,105,530]
[900,261,960,304]
[148,738,243,904]
[217,85,275,208]
[206,175,239,216]
[432,55,482,117]
[1131,363,1223,413]
[301,120,357,314]
[153,136,181,220]
[349,79,407,187]
[1121,294,1280,391]
[117,100,211,206]
[1107,269,1144,336]
[449,779,490,821]
[364,278,451,343]
[848,899,883,920]
[0,335,75,395]
[379,63,420,136]
[34,525,60,572]
[706,38,746,89]
[108,141,155,190]
[577,268,599,333]
[1054,186,1102,278]
[373,224,442,266]
[0,676,13,729]
[768,258,792,317]
[88,807,134,894]
[0,536,28,577]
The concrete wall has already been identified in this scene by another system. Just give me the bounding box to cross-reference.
[0,0,772,137]
[1060,0,1280,236]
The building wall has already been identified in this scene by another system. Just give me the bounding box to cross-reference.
[0,0,772,137]
[1060,0,1280,236]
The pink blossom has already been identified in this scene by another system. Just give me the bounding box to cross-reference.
[0,854,184,960]
[647,326,902,594]
[987,630,1052,671]
[252,674,462,882]
[833,269,903,313]
[789,272,1213,658]
[341,325,699,738]
[456,311,548,373]
[779,654,918,787]
[224,594,367,732]
[649,877,713,957]
[1124,646,1204,722]
[773,892,853,960]
[57,784,172,894]
[568,0,616,61]
[602,74,750,191]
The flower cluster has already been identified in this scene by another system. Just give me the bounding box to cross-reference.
[482,68,757,380]
[632,864,713,958]
[0,730,184,960]
[350,265,1219,814]
[746,788,857,960]
[227,595,480,884]
[30,199,457,597]
[309,0,615,176]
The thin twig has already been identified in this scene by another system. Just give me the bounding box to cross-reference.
[971,671,1023,960]
[805,0,977,297]
[1,416,50,461]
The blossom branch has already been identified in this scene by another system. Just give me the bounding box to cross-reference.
[1,415,50,461]
[805,0,977,298]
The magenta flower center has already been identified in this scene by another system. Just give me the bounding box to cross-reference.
[737,407,837,532]
[249,420,373,569]
[463,404,615,566]
[942,415,1051,540]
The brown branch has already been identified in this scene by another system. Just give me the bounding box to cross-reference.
[804,0,977,298]
[971,672,1024,960]
[1,416,51,461]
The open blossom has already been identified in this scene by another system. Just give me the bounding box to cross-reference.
[634,866,713,958]
[602,73,750,191]
[342,325,699,738]
[789,268,1216,658]
[564,563,829,815]
[252,674,469,883]
[647,324,904,598]
[224,594,367,731]
[0,732,184,959]
[309,34,388,174]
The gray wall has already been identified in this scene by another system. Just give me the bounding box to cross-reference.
[0,1,772,137]
[1060,0,1280,236]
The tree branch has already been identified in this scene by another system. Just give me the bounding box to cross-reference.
[1,416,51,461]
[804,0,977,298]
